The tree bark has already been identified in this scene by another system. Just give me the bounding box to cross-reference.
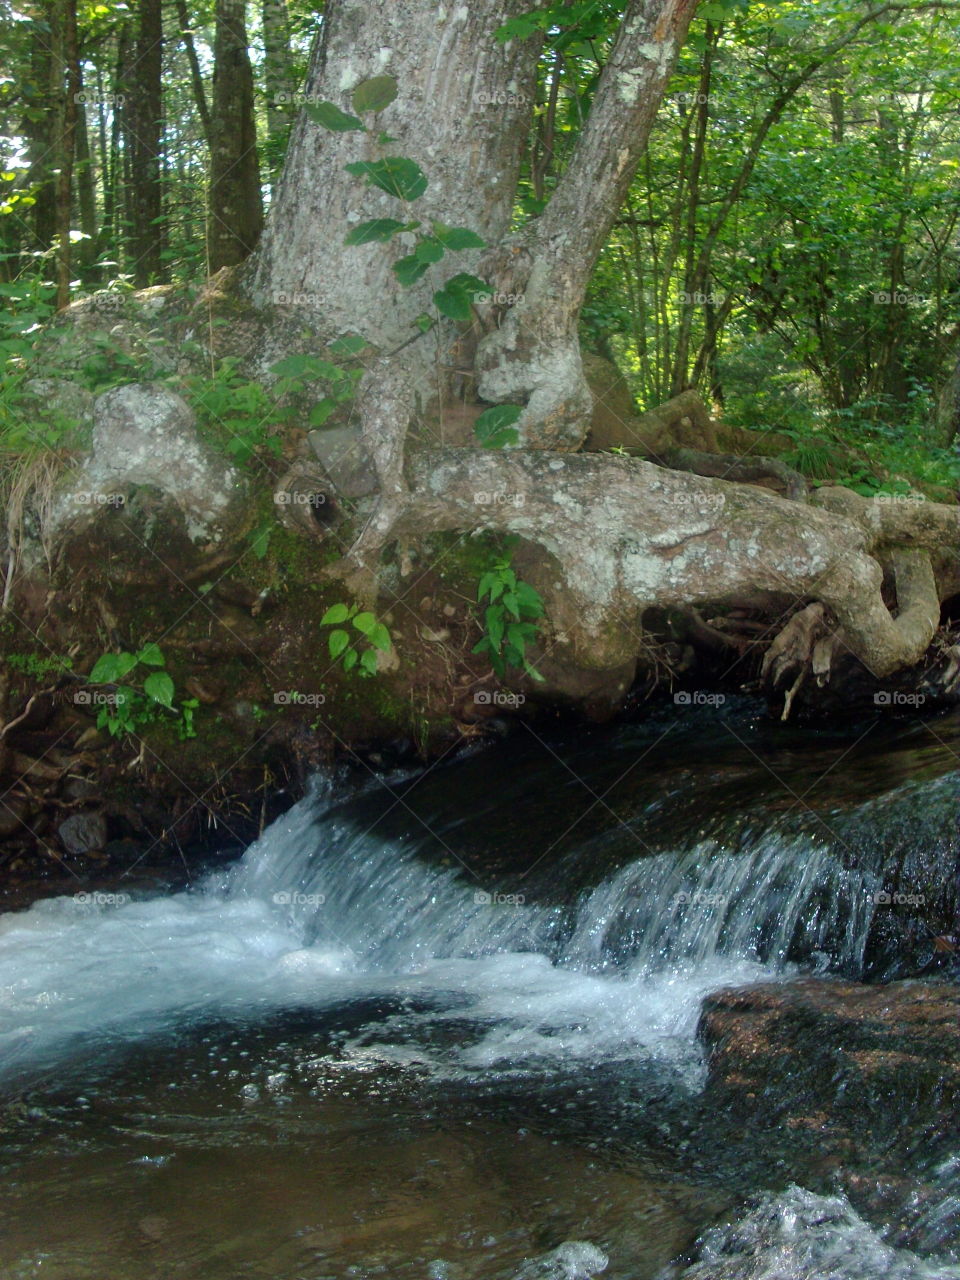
[246,0,541,391]
[127,0,165,285]
[207,0,265,271]
[261,0,293,146]
[55,0,80,309]
[474,0,699,446]
[175,0,213,150]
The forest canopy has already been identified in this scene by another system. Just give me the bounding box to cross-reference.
[2,0,959,488]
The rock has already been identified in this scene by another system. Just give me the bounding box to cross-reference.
[669,1186,954,1280]
[0,799,29,839]
[50,383,240,543]
[699,979,960,1172]
[308,424,377,497]
[57,811,108,856]
[516,1241,608,1279]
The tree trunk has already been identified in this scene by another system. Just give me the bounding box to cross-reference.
[74,70,99,275]
[175,0,213,150]
[246,0,541,388]
[207,0,265,272]
[22,0,61,252]
[261,0,293,146]
[474,0,699,446]
[55,0,80,309]
[126,0,165,285]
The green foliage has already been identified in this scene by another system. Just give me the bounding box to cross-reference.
[474,404,523,449]
[472,541,545,681]
[188,358,282,466]
[320,602,393,677]
[5,651,72,680]
[311,77,490,333]
[87,644,198,740]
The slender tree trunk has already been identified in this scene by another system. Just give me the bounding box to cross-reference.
[23,0,61,252]
[125,0,164,285]
[261,0,293,145]
[475,0,699,445]
[175,0,213,149]
[207,0,264,272]
[74,72,99,275]
[55,0,80,308]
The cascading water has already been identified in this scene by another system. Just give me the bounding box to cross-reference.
[0,777,882,1089]
[1,711,958,1280]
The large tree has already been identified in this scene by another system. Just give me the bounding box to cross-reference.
[235,0,958,700]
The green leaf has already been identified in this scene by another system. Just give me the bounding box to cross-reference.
[136,643,165,667]
[309,398,339,426]
[249,522,272,560]
[432,223,486,251]
[359,648,380,676]
[352,75,398,114]
[415,313,435,333]
[352,611,377,636]
[369,623,392,653]
[144,671,175,708]
[344,218,406,246]
[485,605,505,650]
[328,334,370,356]
[415,236,445,264]
[328,628,350,658]
[433,285,473,322]
[501,591,520,619]
[321,603,350,625]
[345,157,428,201]
[474,404,523,448]
[305,101,365,132]
[342,647,359,672]
[90,653,121,683]
[477,571,498,601]
[393,254,432,286]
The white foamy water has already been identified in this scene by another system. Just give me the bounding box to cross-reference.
[0,781,878,1088]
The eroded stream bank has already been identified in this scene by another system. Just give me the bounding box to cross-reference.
[1,701,958,1279]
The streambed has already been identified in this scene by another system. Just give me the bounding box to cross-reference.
[1,701,958,1279]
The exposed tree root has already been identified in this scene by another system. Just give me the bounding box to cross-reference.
[344,449,960,696]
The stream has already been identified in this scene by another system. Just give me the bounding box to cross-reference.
[1,699,959,1279]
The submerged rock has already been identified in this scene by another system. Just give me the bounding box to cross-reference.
[663,1186,960,1279]
[699,979,960,1175]
[513,1240,609,1279]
